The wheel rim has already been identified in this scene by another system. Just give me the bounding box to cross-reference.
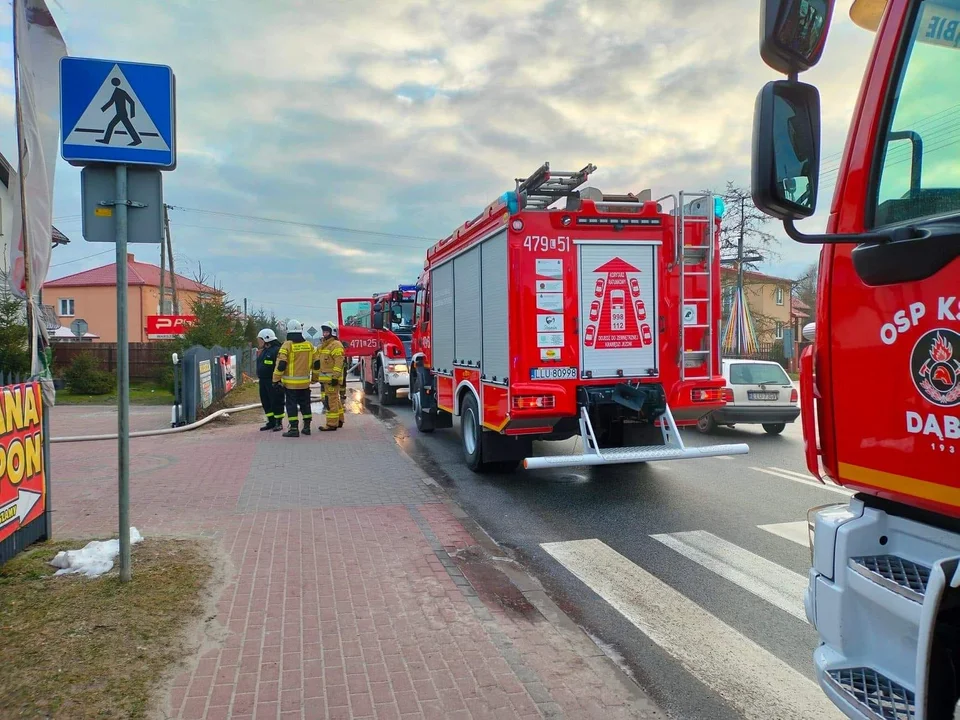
[697,415,710,431]
[463,408,478,455]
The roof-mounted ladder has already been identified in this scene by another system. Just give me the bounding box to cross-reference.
[674,192,718,382]
[516,162,597,210]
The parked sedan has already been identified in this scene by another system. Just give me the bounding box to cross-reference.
[697,359,799,435]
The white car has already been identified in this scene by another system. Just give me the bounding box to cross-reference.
[697,358,799,435]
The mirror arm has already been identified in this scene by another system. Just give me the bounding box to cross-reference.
[783,218,885,245]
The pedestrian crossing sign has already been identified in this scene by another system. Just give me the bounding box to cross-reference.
[60,56,176,169]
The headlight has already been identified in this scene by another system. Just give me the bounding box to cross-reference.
[388,364,408,373]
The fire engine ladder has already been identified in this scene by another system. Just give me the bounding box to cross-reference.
[516,162,597,210]
[675,191,717,382]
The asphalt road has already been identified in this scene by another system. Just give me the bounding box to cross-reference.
[359,384,850,720]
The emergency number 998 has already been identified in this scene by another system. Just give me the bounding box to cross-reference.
[523,235,571,252]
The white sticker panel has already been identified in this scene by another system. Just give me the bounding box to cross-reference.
[536,258,563,279]
[536,293,563,312]
[538,332,564,348]
[535,280,563,293]
[537,314,563,332]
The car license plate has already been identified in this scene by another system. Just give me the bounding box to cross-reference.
[748,391,779,401]
[529,366,578,380]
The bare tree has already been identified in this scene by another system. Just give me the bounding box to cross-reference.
[793,261,818,315]
[708,182,781,268]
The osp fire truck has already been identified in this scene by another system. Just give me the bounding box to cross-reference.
[341,285,416,406]
[341,163,750,472]
[752,0,960,717]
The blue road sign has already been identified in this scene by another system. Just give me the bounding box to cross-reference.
[60,57,176,169]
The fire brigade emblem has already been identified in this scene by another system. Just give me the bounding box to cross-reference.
[911,329,960,408]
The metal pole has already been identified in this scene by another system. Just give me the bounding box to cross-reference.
[115,164,131,583]
[159,206,167,314]
[736,197,745,355]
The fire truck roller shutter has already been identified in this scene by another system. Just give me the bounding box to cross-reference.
[454,245,482,367]
[431,261,455,374]
[481,231,509,382]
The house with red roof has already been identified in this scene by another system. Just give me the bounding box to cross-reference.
[45,253,220,343]
[720,266,794,345]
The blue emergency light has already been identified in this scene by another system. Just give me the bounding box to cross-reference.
[501,191,520,215]
[397,284,418,293]
[714,196,725,218]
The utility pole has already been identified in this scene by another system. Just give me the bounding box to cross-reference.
[163,204,179,313]
[244,297,248,318]
[159,212,166,314]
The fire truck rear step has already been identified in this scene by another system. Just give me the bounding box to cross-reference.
[824,667,915,720]
[522,403,748,470]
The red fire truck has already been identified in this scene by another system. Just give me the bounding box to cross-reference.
[752,0,960,716]
[340,285,416,406]
[347,163,749,471]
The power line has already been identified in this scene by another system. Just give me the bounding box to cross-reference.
[49,248,113,268]
[167,220,433,252]
[166,205,437,242]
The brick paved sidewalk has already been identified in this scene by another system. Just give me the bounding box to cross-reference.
[49,392,663,720]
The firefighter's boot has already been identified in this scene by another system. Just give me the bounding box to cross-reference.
[282,421,300,438]
[260,417,276,432]
[301,419,312,436]
[272,420,284,432]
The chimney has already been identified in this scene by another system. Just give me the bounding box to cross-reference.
[127,253,135,262]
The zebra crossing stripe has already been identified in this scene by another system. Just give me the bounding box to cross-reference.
[540,539,845,720]
[651,530,808,623]
[751,466,853,496]
[758,520,811,547]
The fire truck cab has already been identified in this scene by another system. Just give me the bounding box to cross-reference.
[336,285,416,406]
[404,163,749,472]
[752,0,960,716]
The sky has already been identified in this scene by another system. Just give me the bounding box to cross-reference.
[0,0,880,329]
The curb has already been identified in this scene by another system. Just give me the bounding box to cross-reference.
[354,388,666,718]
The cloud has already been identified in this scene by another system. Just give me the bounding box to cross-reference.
[0,0,881,329]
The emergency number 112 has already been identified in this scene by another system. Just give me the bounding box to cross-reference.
[524,235,571,252]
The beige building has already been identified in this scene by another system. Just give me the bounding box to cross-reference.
[720,267,793,345]
[45,253,219,343]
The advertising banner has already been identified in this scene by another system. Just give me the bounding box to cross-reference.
[0,382,45,544]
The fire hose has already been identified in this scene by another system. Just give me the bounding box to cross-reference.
[51,361,362,444]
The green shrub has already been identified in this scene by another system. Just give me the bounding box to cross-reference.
[64,352,115,395]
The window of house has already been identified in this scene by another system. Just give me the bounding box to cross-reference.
[58,298,74,316]
[775,321,784,340]
[775,286,784,306]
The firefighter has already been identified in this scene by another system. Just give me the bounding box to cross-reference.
[312,320,344,431]
[335,332,348,428]
[255,328,284,432]
[273,319,314,437]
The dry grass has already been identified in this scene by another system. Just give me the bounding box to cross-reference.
[0,538,214,720]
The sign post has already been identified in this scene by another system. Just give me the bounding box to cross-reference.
[60,56,176,582]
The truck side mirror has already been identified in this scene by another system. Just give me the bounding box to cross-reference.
[751,80,821,221]
[373,311,384,330]
[760,0,834,75]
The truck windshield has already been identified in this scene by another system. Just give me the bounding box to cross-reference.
[389,301,415,331]
[872,0,960,227]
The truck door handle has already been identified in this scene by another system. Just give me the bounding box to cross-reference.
[852,223,960,287]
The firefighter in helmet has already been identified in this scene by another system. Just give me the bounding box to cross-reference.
[312,320,345,431]
[256,328,284,432]
[273,319,314,437]
[333,327,348,428]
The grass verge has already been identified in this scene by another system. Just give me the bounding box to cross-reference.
[0,538,213,719]
[56,383,176,406]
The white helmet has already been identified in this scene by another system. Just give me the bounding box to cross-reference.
[320,320,337,336]
[257,328,277,343]
[287,319,303,334]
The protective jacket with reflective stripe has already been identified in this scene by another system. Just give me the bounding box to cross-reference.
[256,343,280,381]
[274,340,314,389]
[314,337,345,383]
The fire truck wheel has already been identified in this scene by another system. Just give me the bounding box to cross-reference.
[762,423,786,435]
[377,365,397,406]
[412,379,434,434]
[460,393,486,472]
